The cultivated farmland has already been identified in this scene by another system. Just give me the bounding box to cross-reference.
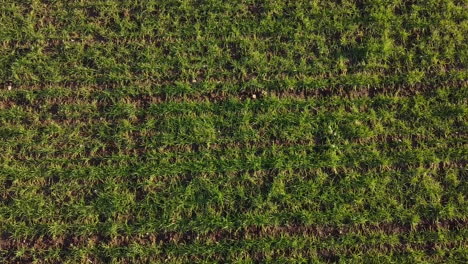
[0,0,467,263]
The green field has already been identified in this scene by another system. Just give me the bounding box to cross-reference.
[0,0,467,263]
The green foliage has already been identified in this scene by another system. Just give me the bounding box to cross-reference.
[0,0,467,263]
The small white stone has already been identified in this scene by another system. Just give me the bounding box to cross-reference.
[7,85,12,90]
[252,94,256,99]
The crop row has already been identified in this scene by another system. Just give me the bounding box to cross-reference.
[1,0,466,84]
[0,87,465,167]
[2,163,466,237]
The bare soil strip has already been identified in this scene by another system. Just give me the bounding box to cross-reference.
[1,77,465,104]
[1,80,465,116]
[1,219,466,252]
